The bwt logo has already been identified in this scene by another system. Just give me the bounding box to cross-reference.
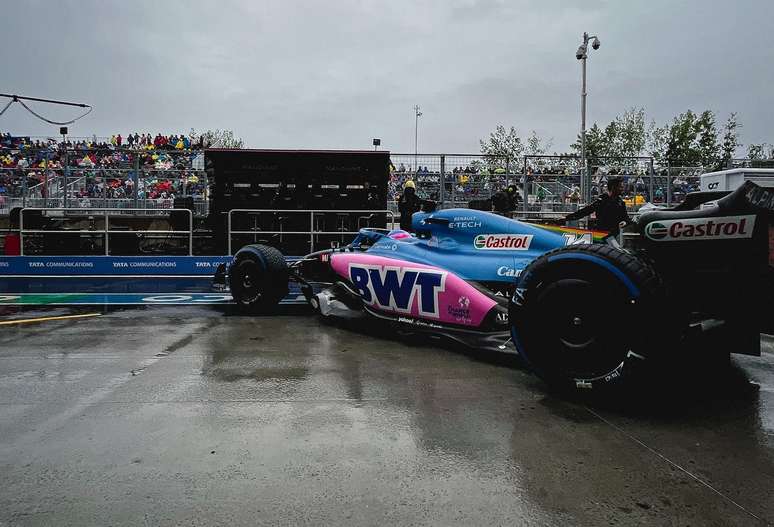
[349,264,447,318]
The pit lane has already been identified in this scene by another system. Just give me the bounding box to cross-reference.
[1,305,773,526]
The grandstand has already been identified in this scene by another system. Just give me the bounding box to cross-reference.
[0,132,206,216]
[1,131,755,222]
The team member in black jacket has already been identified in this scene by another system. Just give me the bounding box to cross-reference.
[564,177,631,236]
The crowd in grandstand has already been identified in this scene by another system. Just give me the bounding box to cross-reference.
[0,132,206,210]
[387,159,700,210]
[1,131,704,214]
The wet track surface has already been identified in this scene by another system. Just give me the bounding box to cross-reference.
[0,305,773,526]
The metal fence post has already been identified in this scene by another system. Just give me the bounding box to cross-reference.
[648,158,654,204]
[19,208,24,256]
[44,150,50,207]
[523,157,529,218]
[310,210,314,253]
[439,155,445,209]
[21,167,27,208]
[133,154,139,210]
[104,210,109,255]
[227,210,233,256]
[63,148,69,209]
[666,168,672,207]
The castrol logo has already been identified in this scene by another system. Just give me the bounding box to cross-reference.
[645,215,756,242]
[473,234,533,250]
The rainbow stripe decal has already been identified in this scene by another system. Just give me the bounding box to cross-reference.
[536,224,609,242]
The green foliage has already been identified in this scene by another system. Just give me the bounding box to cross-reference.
[189,128,244,149]
[720,113,742,165]
[485,109,752,169]
[646,120,669,164]
[479,125,523,170]
[747,143,765,160]
[663,110,729,168]
[525,130,553,156]
[571,108,646,160]
[479,126,549,170]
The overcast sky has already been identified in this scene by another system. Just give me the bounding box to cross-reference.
[2,0,773,154]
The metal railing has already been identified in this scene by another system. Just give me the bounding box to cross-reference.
[0,146,208,215]
[18,207,194,256]
[227,209,396,255]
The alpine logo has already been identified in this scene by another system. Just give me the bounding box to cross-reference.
[563,233,593,245]
[474,234,533,250]
[349,264,447,318]
[645,215,756,242]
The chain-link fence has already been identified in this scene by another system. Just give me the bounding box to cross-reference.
[386,154,757,215]
[388,154,520,213]
[3,147,770,218]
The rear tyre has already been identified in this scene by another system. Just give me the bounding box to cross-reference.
[510,244,667,393]
[229,244,289,313]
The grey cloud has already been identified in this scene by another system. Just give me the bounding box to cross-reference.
[2,0,772,153]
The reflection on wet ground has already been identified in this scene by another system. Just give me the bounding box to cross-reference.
[0,305,772,525]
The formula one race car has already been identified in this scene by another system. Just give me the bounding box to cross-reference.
[215,181,773,393]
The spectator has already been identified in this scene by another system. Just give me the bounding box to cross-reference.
[398,180,421,231]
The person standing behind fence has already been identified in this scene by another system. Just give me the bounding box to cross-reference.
[563,177,631,237]
[398,180,421,232]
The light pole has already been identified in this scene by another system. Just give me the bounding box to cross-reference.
[414,104,422,172]
[576,32,600,203]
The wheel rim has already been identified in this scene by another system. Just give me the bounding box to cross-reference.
[234,260,262,304]
[533,278,629,379]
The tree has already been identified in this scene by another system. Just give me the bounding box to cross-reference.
[479,125,524,170]
[720,113,742,167]
[747,143,765,160]
[570,107,646,160]
[571,123,605,158]
[695,110,720,167]
[646,120,669,164]
[525,130,553,156]
[613,107,646,158]
[189,128,244,149]
[665,110,701,166]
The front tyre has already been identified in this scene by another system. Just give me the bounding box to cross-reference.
[229,244,289,313]
[510,244,666,392]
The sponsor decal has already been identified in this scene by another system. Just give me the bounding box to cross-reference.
[449,219,482,229]
[112,261,176,268]
[397,316,443,329]
[447,295,471,321]
[373,242,398,251]
[707,181,720,190]
[496,266,521,278]
[495,312,509,325]
[474,234,533,250]
[29,261,95,268]
[563,232,593,245]
[349,264,447,318]
[645,215,755,242]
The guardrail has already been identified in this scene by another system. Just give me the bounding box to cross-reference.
[18,207,193,256]
[227,209,396,255]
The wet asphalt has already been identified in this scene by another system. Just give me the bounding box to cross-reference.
[0,305,773,526]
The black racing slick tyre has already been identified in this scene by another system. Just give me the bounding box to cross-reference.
[228,244,289,313]
[509,244,667,393]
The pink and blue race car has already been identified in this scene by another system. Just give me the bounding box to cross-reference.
[217,181,773,393]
